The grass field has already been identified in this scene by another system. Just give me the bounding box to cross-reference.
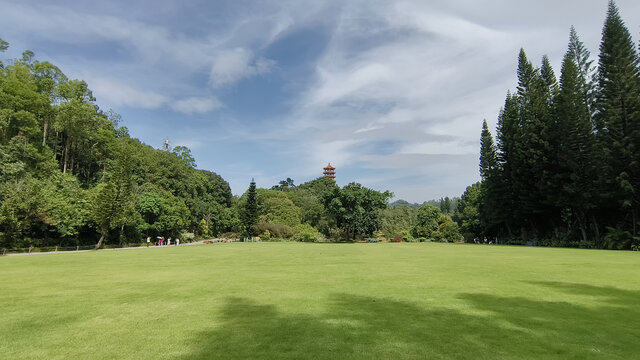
[1,242,639,359]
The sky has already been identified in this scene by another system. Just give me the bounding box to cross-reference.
[2,0,640,202]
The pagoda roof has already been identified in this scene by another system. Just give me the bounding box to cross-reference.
[324,163,335,170]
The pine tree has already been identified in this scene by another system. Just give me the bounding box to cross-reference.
[243,178,258,236]
[538,56,562,218]
[478,119,500,237]
[491,93,520,237]
[554,49,599,244]
[568,26,596,117]
[595,0,640,237]
[479,119,498,181]
[541,55,559,103]
[515,50,555,239]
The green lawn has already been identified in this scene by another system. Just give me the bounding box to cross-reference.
[1,243,638,359]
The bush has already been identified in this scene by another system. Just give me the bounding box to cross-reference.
[434,221,463,243]
[294,224,322,242]
[603,226,634,250]
[218,232,240,241]
[254,222,295,239]
[462,232,475,243]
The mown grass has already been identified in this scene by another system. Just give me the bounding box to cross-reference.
[1,242,639,359]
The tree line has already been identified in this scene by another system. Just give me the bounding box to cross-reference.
[457,1,640,250]
[236,177,463,243]
[0,38,466,249]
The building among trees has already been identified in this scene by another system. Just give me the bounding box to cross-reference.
[323,163,336,179]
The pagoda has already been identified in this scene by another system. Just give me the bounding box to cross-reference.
[323,163,336,179]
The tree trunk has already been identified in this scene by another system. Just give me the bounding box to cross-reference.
[69,140,75,174]
[54,131,59,162]
[577,212,588,243]
[520,226,528,243]
[506,223,513,239]
[42,117,48,147]
[632,207,638,238]
[119,224,125,244]
[63,135,71,174]
[590,215,600,249]
[95,230,108,250]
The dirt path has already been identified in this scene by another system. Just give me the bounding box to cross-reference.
[3,241,206,257]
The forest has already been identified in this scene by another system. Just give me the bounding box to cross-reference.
[456,2,640,250]
[0,41,235,249]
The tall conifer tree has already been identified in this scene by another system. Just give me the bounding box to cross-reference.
[515,50,555,238]
[596,0,640,236]
[479,119,497,181]
[243,178,258,236]
[492,93,520,236]
[568,26,596,117]
[478,119,499,236]
[555,50,599,244]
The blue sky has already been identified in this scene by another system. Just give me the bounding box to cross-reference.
[2,0,639,202]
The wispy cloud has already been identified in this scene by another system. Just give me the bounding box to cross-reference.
[87,77,168,110]
[5,0,640,201]
[171,97,223,114]
[209,48,275,88]
[86,77,222,115]
[271,1,521,183]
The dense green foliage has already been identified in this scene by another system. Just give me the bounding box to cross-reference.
[0,41,233,249]
[323,182,392,241]
[454,182,482,241]
[467,1,640,249]
[2,243,638,359]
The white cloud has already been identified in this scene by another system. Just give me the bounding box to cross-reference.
[171,97,223,114]
[86,77,222,115]
[209,48,275,88]
[7,0,640,201]
[87,77,168,109]
[275,2,517,177]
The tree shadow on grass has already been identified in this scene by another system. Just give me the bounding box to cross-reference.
[183,283,640,359]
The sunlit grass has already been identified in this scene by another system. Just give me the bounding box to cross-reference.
[1,243,638,359]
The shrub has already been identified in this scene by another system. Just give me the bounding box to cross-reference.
[218,232,240,241]
[294,223,323,242]
[434,221,463,243]
[603,226,634,250]
[254,222,295,239]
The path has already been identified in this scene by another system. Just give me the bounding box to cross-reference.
[3,240,206,257]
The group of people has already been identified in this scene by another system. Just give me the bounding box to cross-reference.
[472,237,495,245]
[146,236,180,247]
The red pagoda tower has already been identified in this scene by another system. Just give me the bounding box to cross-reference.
[323,163,336,179]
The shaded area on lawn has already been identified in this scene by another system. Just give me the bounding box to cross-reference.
[183,282,640,359]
